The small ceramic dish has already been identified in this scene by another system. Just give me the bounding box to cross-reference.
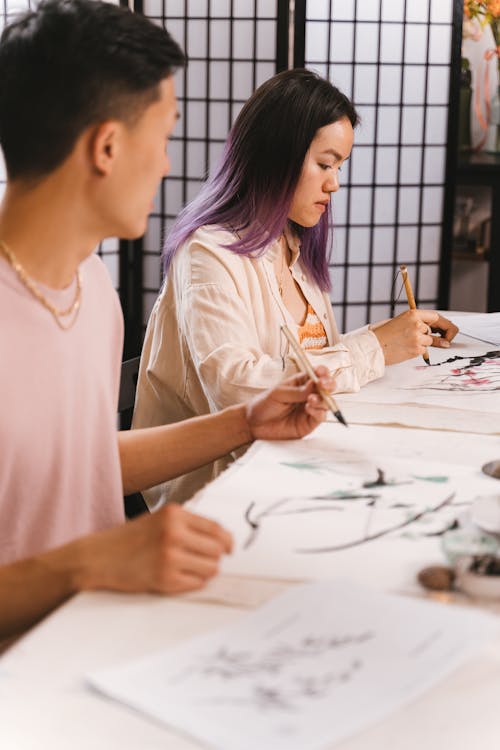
[471,494,500,536]
[454,555,500,600]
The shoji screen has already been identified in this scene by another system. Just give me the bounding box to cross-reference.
[141,0,279,323]
[1,1,457,354]
[304,0,454,332]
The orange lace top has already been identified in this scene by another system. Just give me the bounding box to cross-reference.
[297,303,328,350]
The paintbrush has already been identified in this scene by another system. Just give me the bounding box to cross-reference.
[281,324,348,427]
[399,264,430,366]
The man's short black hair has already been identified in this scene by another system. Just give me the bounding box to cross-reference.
[0,0,185,180]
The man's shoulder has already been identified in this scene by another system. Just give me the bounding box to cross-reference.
[81,251,115,284]
[81,252,120,302]
[80,253,123,342]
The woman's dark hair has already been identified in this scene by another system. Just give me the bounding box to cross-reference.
[163,68,358,291]
[0,0,185,179]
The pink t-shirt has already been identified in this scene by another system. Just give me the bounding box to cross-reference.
[0,252,125,564]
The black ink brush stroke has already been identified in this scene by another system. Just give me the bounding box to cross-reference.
[427,350,500,367]
[294,493,456,553]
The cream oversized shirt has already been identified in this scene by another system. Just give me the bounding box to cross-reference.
[133,225,384,506]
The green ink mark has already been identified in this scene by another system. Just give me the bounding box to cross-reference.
[280,461,325,473]
[412,475,449,483]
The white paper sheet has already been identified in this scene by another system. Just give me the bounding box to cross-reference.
[89,580,499,750]
[339,334,500,422]
[181,575,288,608]
[188,424,500,589]
[340,401,500,434]
[449,313,500,347]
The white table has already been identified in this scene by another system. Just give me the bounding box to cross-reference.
[1,583,500,750]
[2,333,500,749]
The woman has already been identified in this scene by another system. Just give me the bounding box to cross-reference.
[133,68,457,506]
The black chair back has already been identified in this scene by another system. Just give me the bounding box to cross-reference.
[118,356,148,518]
[118,356,140,429]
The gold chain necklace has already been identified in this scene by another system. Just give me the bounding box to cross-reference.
[0,240,82,330]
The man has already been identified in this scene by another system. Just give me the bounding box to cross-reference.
[0,0,332,642]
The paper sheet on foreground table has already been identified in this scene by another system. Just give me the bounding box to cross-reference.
[449,313,500,347]
[88,580,499,750]
[188,424,500,588]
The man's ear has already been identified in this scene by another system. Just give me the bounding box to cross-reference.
[90,121,122,176]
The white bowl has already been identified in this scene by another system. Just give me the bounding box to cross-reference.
[455,556,500,600]
[471,494,500,536]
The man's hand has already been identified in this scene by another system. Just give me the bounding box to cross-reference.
[0,504,233,641]
[371,310,459,365]
[77,504,233,594]
[245,366,334,441]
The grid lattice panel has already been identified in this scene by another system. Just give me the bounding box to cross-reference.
[305,0,453,332]
[142,0,278,323]
[0,0,120,289]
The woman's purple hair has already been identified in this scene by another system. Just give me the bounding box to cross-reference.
[163,68,359,291]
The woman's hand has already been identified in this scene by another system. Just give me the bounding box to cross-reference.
[371,310,459,365]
